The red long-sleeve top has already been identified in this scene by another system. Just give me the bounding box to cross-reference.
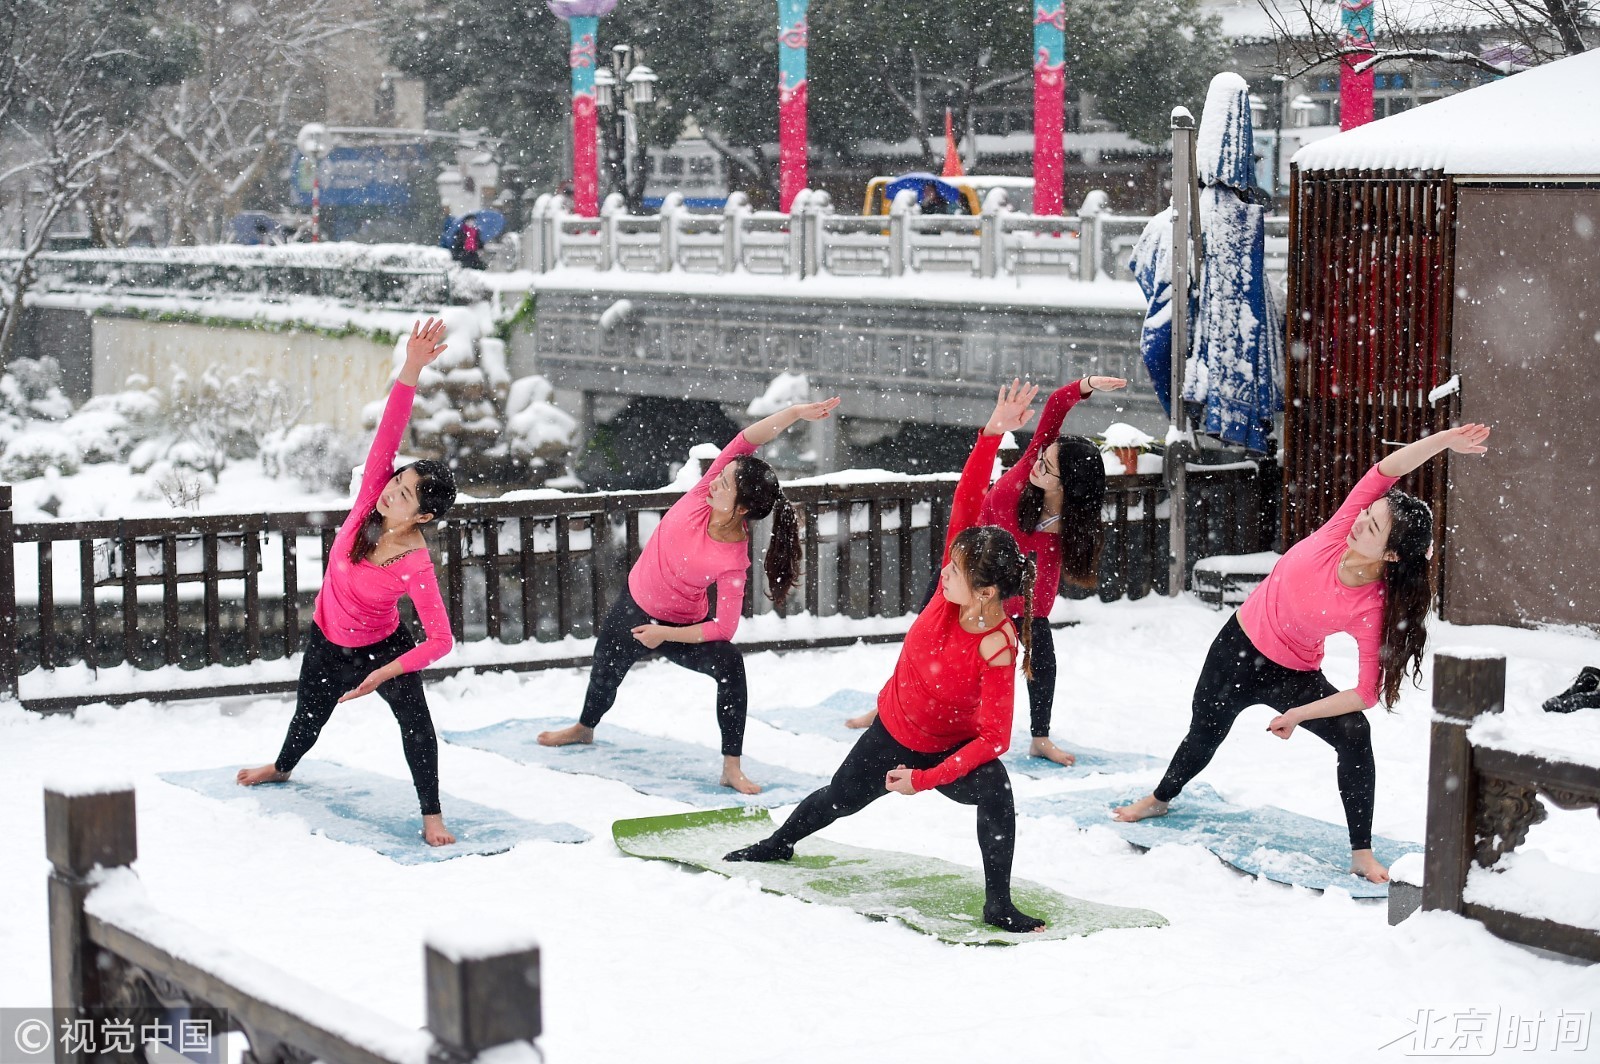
[876,431,1019,791]
[978,380,1085,617]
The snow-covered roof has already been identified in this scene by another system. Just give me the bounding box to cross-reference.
[1294,48,1600,175]
[1205,0,1503,43]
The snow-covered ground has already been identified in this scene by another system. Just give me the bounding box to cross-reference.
[4,596,1599,1063]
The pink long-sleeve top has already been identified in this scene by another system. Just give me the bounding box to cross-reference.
[626,432,755,642]
[877,431,1019,792]
[1237,464,1399,707]
[312,382,454,673]
[979,380,1086,617]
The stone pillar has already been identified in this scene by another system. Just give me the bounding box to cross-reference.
[808,412,841,474]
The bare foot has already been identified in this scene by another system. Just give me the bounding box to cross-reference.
[844,710,877,730]
[236,764,290,786]
[423,814,456,847]
[1350,849,1389,883]
[1112,794,1169,822]
[537,722,594,747]
[1029,737,1078,767]
[721,756,763,795]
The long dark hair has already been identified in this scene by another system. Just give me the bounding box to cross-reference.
[1015,434,1105,588]
[348,459,459,564]
[950,525,1038,678]
[734,455,800,609]
[1377,488,1435,709]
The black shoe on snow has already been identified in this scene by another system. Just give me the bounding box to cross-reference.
[1544,688,1600,714]
[724,838,794,862]
[983,901,1046,933]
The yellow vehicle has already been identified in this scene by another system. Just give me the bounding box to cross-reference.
[862,173,1036,215]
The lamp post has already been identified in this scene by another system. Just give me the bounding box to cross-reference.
[1270,73,1288,202]
[594,44,660,214]
[547,0,619,218]
[296,123,330,242]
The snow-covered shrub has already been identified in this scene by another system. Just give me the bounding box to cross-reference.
[0,357,73,421]
[0,429,83,480]
[137,461,215,509]
[166,366,305,474]
[505,375,576,460]
[260,423,359,493]
[747,371,810,417]
[57,385,160,464]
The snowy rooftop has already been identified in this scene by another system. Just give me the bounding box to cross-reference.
[1294,48,1600,175]
[1204,0,1504,42]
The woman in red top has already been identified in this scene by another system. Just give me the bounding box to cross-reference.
[727,381,1046,933]
[844,375,1127,766]
[238,318,460,846]
[538,398,841,793]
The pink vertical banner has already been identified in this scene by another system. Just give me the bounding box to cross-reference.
[1339,0,1376,130]
[548,1,616,217]
[777,0,810,212]
[1033,2,1066,216]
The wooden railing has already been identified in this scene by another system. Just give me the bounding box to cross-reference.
[1388,652,1600,963]
[2,458,1276,713]
[45,784,543,1064]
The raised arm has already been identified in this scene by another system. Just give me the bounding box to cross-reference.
[1377,424,1491,478]
[741,397,841,448]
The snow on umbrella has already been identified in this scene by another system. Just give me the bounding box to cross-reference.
[546,0,617,15]
[1187,72,1284,454]
[1131,74,1284,453]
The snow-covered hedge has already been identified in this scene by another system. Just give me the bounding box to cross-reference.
[0,430,81,479]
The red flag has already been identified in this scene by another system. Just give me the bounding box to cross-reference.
[941,108,965,177]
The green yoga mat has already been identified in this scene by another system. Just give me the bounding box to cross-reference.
[612,807,1168,946]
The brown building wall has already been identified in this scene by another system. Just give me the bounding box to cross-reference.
[1443,185,1600,630]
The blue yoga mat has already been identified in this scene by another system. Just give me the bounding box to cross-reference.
[160,761,589,863]
[750,688,1165,780]
[1025,782,1421,898]
[442,718,828,809]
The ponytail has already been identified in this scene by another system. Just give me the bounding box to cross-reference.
[764,491,801,609]
[735,454,801,609]
[1016,556,1037,679]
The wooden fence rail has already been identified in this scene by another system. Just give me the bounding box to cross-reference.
[1387,651,1600,963]
[46,783,543,1064]
[3,457,1275,713]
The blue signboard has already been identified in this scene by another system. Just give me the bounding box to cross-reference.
[289,145,429,208]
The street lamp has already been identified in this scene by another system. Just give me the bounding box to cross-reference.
[296,123,331,242]
[597,44,661,214]
[1269,74,1288,204]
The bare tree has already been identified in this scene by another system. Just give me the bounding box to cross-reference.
[106,0,379,246]
[1259,0,1597,79]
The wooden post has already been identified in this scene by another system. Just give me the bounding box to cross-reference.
[0,484,17,700]
[1167,108,1198,597]
[46,783,138,1060]
[1422,651,1505,914]
[425,939,541,1064]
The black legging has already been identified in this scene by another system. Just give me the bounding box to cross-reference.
[275,625,441,816]
[1153,613,1376,850]
[579,591,749,756]
[1018,615,1057,737]
[766,718,1026,916]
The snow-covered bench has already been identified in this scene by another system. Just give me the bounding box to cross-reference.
[43,782,544,1064]
[1190,551,1280,609]
[1388,651,1600,963]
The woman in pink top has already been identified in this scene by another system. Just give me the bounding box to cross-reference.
[538,397,841,793]
[238,318,461,847]
[1115,423,1492,882]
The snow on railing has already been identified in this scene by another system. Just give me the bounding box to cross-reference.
[45,784,544,1064]
[523,189,1290,287]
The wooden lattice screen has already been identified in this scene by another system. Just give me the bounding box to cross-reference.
[1284,166,1460,578]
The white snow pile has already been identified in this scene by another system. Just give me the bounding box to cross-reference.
[504,376,577,460]
[747,372,811,418]
[1099,422,1156,450]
